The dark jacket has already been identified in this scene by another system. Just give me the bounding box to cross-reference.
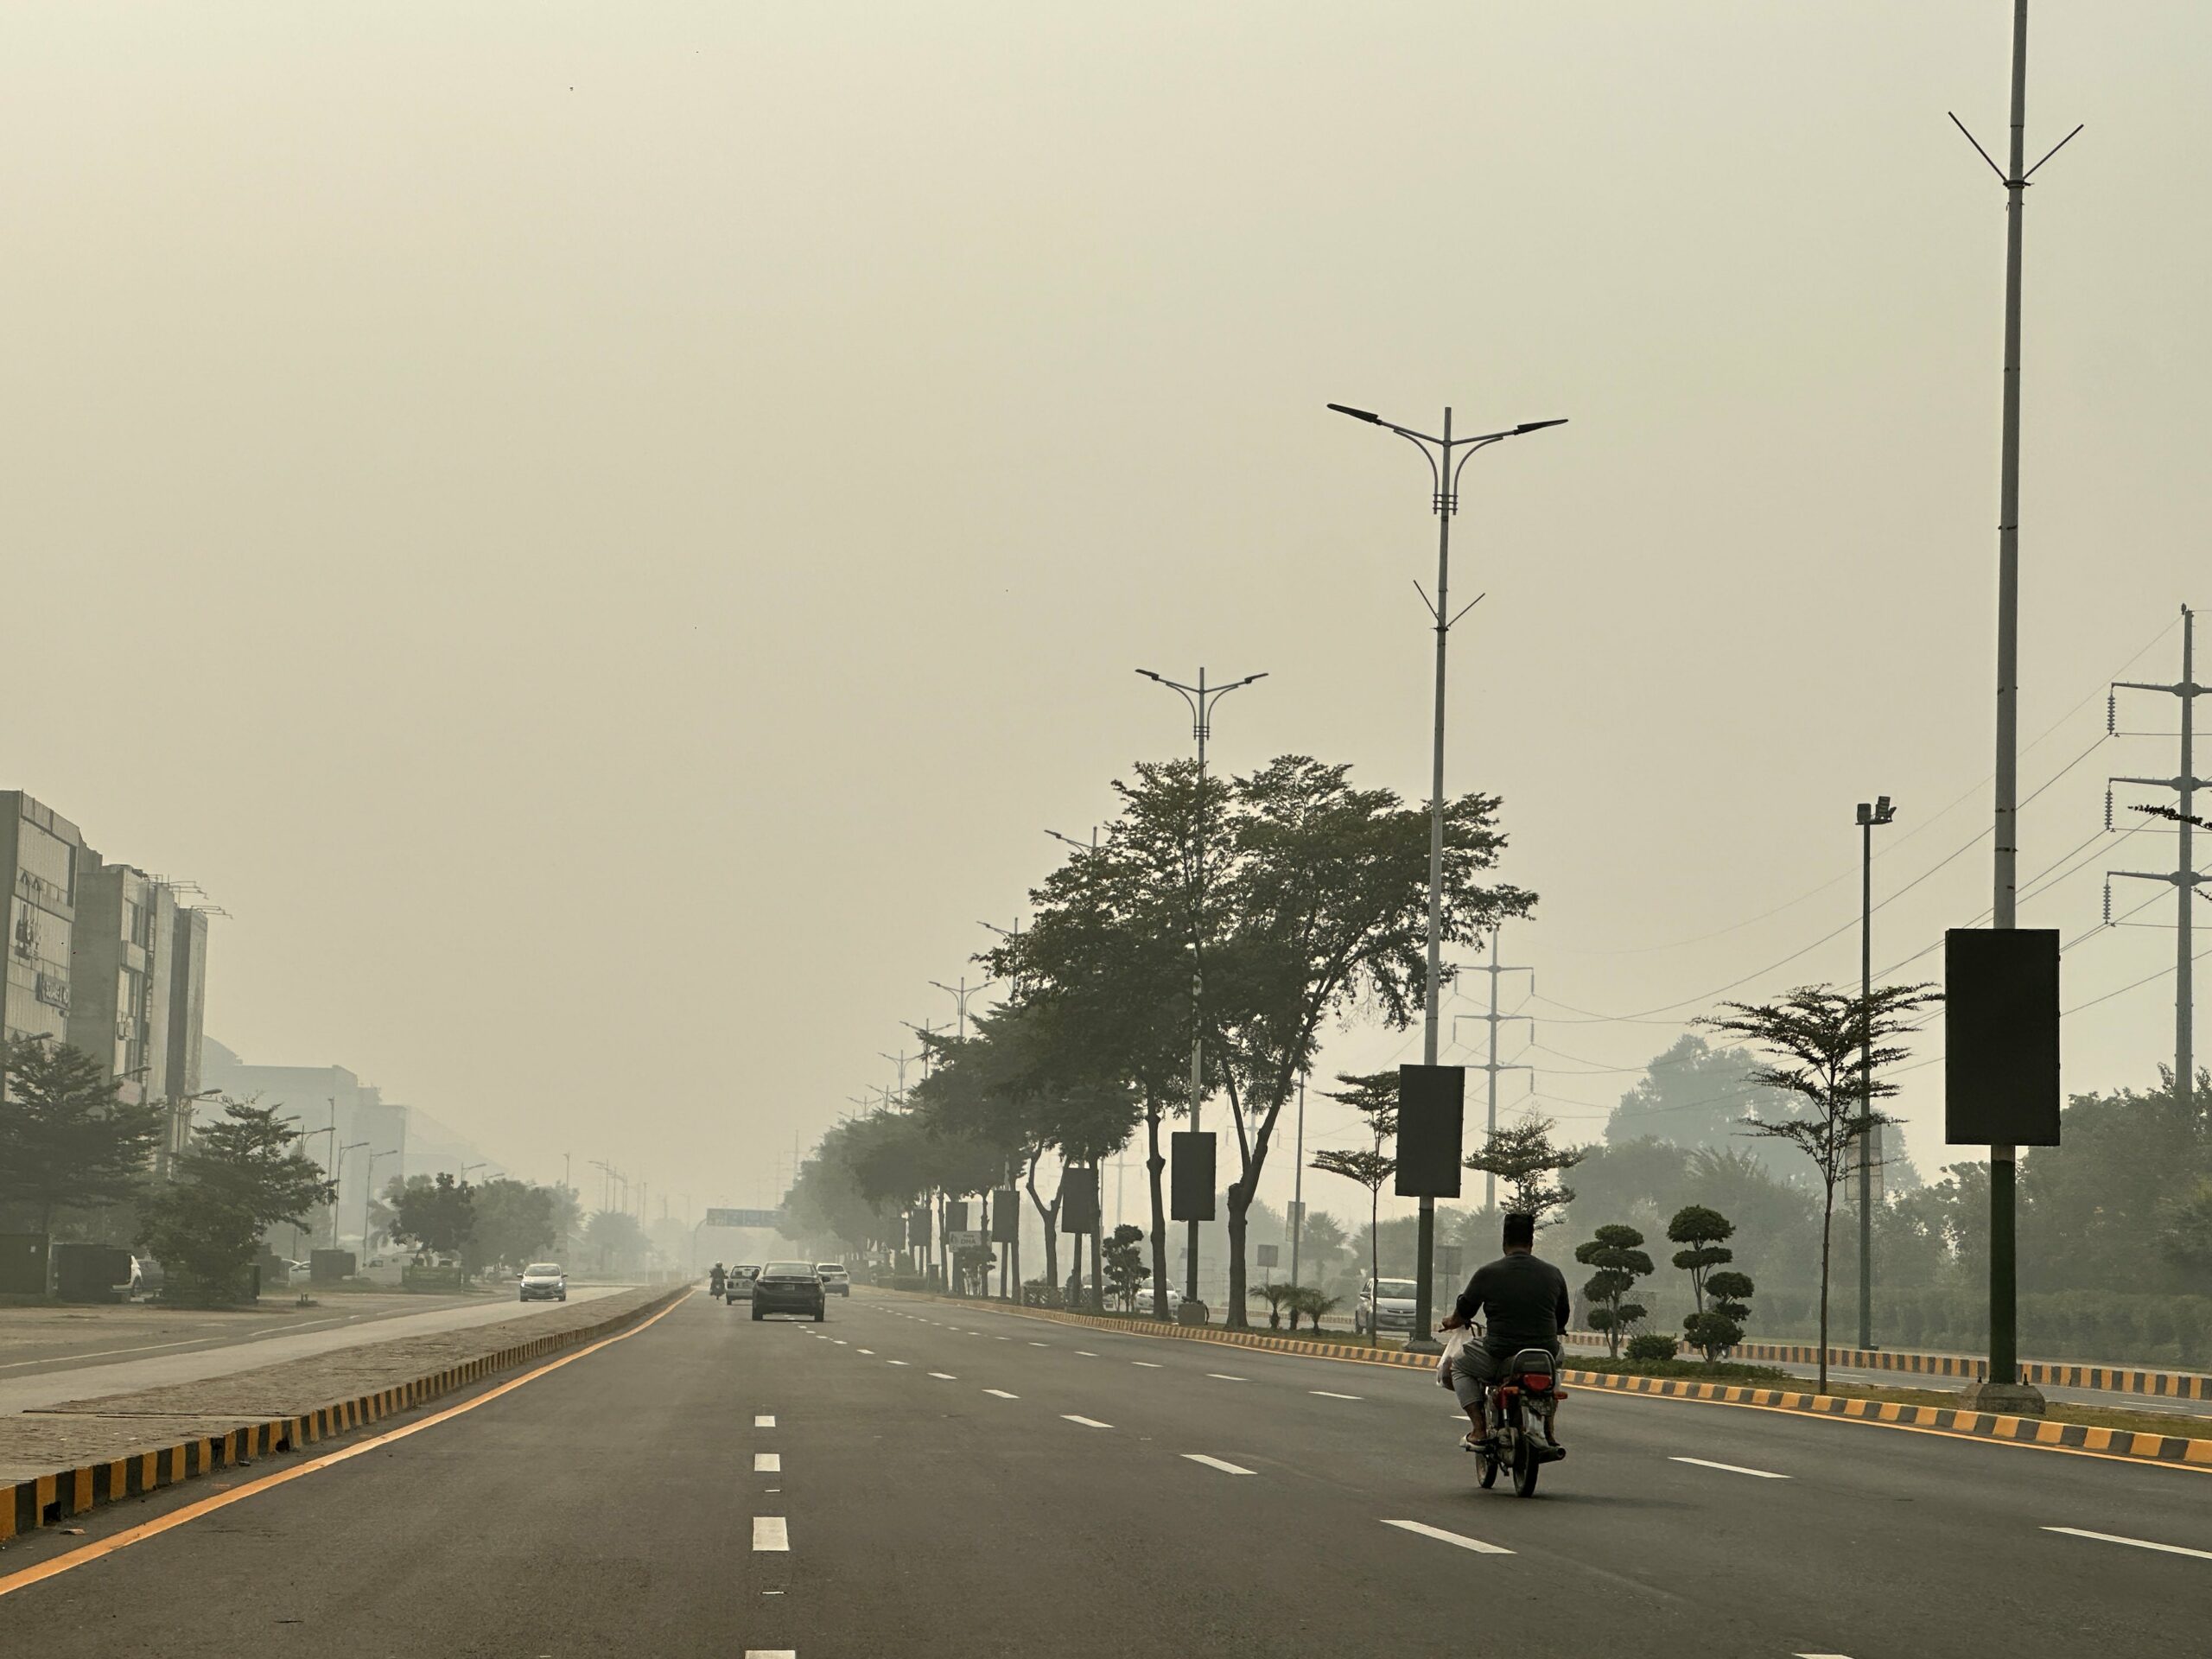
[1452,1251,1571,1355]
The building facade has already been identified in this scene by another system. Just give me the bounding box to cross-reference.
[1,791,84,1048]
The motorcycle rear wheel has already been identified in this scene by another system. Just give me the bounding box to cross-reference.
[1512,1440,1541,1497]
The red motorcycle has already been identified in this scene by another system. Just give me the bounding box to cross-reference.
[1472,1346,1567,1497]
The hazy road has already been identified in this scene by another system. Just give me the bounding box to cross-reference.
[3,1288,2206,1656]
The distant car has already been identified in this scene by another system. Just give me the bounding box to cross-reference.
[1354,1276,1417,1337]
[518,1262,569,1303]
[1133,1286,1184,1316]
[815,1262,851,1297]
[725,1265,760,1304]
[751,1261,825,1322]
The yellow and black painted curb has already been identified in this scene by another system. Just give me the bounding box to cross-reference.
[877,1289,2212,1471]
[1713,1338,2209,1402]
[1565,1369,2212,1468]
[1,1285,689,1543]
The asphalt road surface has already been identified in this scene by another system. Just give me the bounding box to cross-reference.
[0,1284,634,1414]
[2,1288,2206,1657]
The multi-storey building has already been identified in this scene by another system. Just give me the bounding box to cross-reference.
[1,791,84,1048]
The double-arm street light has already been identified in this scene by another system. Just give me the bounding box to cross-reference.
[1328,403,1566,1351]
[1139,665,1267,1313]
[332,1141,368,1249]
[1855,794,1897,1349]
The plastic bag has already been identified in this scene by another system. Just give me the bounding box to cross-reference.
[1437,1324,1473,1390]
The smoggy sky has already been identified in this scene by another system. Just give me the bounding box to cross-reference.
[4,3,2203,1226]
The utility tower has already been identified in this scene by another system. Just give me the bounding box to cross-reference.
[2105,604,2206,1113]
[1452,925,1534,1212]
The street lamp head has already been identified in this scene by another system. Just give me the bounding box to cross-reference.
[1512,419,1569,435]
[1326,403,1382,424]
[1876,795,1896,824]
[1857,802,1872,826]
[1135,669,1163,683]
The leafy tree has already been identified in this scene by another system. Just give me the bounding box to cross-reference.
[1102,1223,1149,1311]
[388,1173,478,1263]
[1700,982,1939,1389]
[1701,1270,1756,1355]
[1574,1223,1653,1357]
[1464,1113,1582,1229]
[467,1179,560,1274]
[1296,1208,1348,1284]
[2160,1176,2212,1279]
[1310,1069,1398,1340]
[1605,1033,1812,1177]
[1669,1204,1744,1358]
[0,1035,163,1239]
[584,1208,647,1274]
[138,1101,334,1306]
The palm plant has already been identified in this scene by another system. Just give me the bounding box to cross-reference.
[1288,1285,1341,1333]
[1248,1281,1297,1329]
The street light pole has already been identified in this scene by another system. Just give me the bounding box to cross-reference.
[365,1149,398,1265]
[1139,664,1267,1314]
[332,1141,367,1250]
[1856,795,1897,1350]
[1952,0,2075,1414]
[1327,402,1565,1351]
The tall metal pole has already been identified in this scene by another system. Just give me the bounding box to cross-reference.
[1138,664,1264,1316]
[1190,668,1209,1305]
[1984,0,2032,1404]
[2181,607,2197,1116]
[2110,605,2206,1114]
[1411,416,1453,1351]
[1289,1071,1306,1288]
[1860,814,1875,1349]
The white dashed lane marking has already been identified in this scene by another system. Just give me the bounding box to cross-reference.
[1134,1361,1163,1369]
[1075,1351,1099,1357]
[1182,1454,1256,1475]
[1669,1456,1789,1480]
[2043,1527,2212,1562]
[754,1452,780,1472]
[984,1389,1019,1399]
[1205,1373,1246,1382]
[1062,1414,1113,1429]
[753,1414,776,1428]
[1311,1390,1362,1400]
[1380,1519,1512,1556]
[753,1516,790,1552]
[928,1372,958,1380]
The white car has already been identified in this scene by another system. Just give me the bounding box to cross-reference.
[1132,1286,1184,1316]
[815,1262,851,1297]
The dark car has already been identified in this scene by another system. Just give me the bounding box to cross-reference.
[751,1261,825,1321]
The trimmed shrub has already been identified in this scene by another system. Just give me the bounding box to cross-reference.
[1625,1332,1680,1362]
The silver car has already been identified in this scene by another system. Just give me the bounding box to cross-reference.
[815,1262,851,1297]
[518,1262,569,1302]
[1354,1276,1417,1336]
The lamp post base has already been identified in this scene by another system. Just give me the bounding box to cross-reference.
[1962,1379,2047,1416]
[1177,1300,1211,1326]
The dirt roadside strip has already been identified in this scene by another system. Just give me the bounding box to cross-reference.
[879,1291,2212,1473]
[1,1283,690,1543]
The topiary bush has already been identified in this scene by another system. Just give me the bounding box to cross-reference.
[1625,1332,1680,1363]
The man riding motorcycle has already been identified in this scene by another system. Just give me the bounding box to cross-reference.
[1440,1211,1570,1453]
[709,1262,727,1297]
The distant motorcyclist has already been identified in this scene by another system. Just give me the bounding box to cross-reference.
[709,1262,727,1295]
[1440,1211,1570,1452]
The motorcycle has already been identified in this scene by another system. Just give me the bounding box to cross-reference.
[1472,1346,1567,1498]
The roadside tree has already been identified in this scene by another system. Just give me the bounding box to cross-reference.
[138,1101,333,1306]
[388,1173,479,1264]
[1700,982,1939,1389]
[0,1035,163,1239]
[1103,1223,1149,1311]
[1464,1113,1582,1230]
[1573,1223,1653,1358]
